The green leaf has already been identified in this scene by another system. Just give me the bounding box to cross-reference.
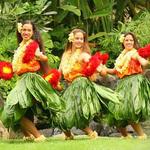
[89,9,112,19]
[88,32,107,41]
[12,7,27,15]
[93,82,120,104]
[60,5,81,16]
[79,0,92,19]
[55,10,68,23]
[41,1,52,12]
[42,32,54,49]
[43,11,57,15]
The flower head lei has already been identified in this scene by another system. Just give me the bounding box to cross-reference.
[17,23,23,33]
[68,32,75,42]
[119,34,125,43]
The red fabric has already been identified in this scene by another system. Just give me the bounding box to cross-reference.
[43,69,61,89]
[100,53,109,64]
[0,61,13,80]
[23,41,39,63]
[138,44,150,58]
[116,58,143,78]
[16,61,40,75]
[128,58,143,74]
[82,52,109,76]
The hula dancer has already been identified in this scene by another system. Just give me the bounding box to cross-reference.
[58,29,120,140]
[108,32,150,139]
[0,20,64,142]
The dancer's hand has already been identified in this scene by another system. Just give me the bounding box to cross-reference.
[39,54,48,61]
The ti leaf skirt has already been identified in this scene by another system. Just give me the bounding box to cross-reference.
[0,73,64,129]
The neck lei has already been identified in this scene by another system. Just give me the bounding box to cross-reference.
[61,49,82,75]
[115,48,137,73]
[12,39,33,72]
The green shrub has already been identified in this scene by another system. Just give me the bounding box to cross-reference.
[98,11,150,67]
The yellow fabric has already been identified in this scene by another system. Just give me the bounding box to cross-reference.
[116,58,143,78]
[115,48,143,78]
[60,49,89,82]
[64,62,84,82]
[16,59,40,75]
[12,40,40,75]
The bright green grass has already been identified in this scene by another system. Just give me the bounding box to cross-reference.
[0,135,150,150]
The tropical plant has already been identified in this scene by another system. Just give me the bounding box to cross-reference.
[0,77,17,100]
[0,0,150,98]
[98,11,150,67]
[0,0,60,100]
[113,0,150,26]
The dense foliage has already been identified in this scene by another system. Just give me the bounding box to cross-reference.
[0,0,150,100]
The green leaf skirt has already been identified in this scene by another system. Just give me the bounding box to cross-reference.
[0,73,64,129]
[108,74,150,127]
[57,77,121,130]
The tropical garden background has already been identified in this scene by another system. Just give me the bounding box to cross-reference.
[0,0,150,111]
[0,1,150,149]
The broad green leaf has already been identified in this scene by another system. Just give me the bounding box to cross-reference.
[89,9,112,19]
[79,0,92,19]
[60,5,81,16]
[41,1,52,12]
[88,32,107,41]
[12,7,27,15]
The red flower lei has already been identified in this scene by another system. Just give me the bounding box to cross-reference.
[82,52,109,76]
[43,69,61,89]
[0,61,13,80]
[23,40,39,63]
[138,44,150,58]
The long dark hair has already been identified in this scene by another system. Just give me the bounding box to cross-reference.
[16,20,50,73]
[122,32,140,50]
[65,28,91,54]
[16,20,45,53]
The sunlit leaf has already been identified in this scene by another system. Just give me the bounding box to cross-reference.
[60,5,81,16]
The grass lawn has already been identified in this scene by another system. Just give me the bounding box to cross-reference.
[0,135,150,150]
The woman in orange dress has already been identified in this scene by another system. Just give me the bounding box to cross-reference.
[58,29,120,139]
[0,20,64,141]
[108,32,150,139]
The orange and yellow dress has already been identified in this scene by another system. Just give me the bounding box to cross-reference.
[0,40,64,130]
[108,48,150,127]
[57,49,120,130]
